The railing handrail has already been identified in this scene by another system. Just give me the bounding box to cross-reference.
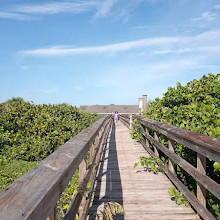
[120,114,220,220]
[0,115,111,220]
[133,115,220,163]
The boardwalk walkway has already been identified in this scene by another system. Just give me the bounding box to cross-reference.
[88,121,200,220]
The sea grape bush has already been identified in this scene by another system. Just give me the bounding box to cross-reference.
[0,98,99,219]
[131,73,219,219]
[134,156,162,173]
[144,73,220,138]
[168,187,190,207]
[0,98,99,162]
[143,73,220,182]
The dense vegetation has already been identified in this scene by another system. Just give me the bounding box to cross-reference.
[132,73,220,218]
[0,98,99,218]
[144,73,220,138]
[0,98,99,163]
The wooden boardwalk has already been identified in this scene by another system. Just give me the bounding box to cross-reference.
[88,121,200,220]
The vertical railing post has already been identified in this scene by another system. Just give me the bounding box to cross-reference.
[197,153,206,207]
[168,139,175,174]
[153,131,159,157]
[90,141,95,161]
[78,156,87,218]
[129,114,133,130]
[89,138,96,183]
[146,128,150,149]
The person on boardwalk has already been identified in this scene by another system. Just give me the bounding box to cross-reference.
[114,111,119,125]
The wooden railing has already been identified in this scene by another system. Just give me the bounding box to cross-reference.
[120,114,220,220]
[0,115,112,220]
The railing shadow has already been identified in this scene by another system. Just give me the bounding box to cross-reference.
[89,122,124,219]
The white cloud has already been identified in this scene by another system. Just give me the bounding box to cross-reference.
[0,1,119,20]
[153,48,193,54]
[0,0,164,21]
[191,11,218,22]
[95,0,117,18]
[94,58,202,93]
[19,31,220,57]
[20,37,179,56]
[0,1,98,20]
[12,1,98,15]
[131,25,151,29]
[0,12,31,20]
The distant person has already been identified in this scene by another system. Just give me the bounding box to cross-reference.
[114,111,119,125]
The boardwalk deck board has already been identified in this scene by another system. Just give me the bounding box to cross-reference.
[88,121,200,220]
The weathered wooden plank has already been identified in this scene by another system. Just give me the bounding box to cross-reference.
[134,115,220,163]
[146,128,150,149]
[120,117,130,129]
[81,122,113,220]
[153,131,159,157]
[78,156,87,219]
[64,119,111,220]
[89,121,200,220]
[197,153,206,208]
[0,115,110,220]
[142,131,220,200]
[168,139,175,174]
[139,140,216,220]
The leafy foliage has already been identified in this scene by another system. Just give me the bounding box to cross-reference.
[168,187,190,207]
[134,156,162,173]
[0,160,38,190]
[130,118,145,141]
[56,170,79,219]
[0,98,99,162]
[0,98,99,219]
[208,197,220,220]
[142,73,220,218]
[144,73,220,138]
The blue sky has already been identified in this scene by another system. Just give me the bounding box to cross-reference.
[0,0,220,106]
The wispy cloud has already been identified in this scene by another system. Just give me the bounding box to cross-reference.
[12,2,98,15]
[0,0,162,21]
[95,0,117,18]
[0,0,120,20]
[20,37,179,56]
[19,31,220,57]
[191,11,218,22]
[153,48,193,54]
[0,12,31,20]
[0,1,98,20]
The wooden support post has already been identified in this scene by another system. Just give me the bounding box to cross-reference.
[46,206,56,220]
[79,157,87,218]
[129,114,133,130]
[168,139,175,174]
[153,131,159,157]
[197,153,206,208]
[146,128,150,149]
[90,142,95,161]
[89,141,96,183]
